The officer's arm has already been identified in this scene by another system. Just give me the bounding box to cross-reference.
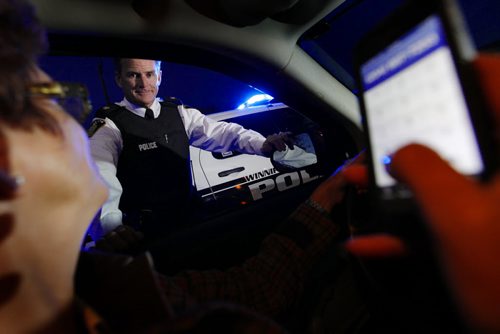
[88,118,124,239]
[181,105,266,155]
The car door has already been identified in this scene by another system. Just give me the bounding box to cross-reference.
[190,102,325,218]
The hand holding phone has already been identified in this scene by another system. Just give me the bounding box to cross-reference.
[354,0,497,212]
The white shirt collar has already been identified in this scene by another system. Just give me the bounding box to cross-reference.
[116,98,162,118]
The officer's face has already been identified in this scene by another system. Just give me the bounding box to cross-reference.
[115,59,162,107]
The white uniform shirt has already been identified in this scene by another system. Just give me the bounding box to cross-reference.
[89,98,266,239]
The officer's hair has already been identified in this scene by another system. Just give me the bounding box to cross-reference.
[113,58,162,76]
[0,0,60,135]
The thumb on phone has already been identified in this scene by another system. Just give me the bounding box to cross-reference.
[389,143,484,238]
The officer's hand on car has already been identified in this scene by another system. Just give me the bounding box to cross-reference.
[93,225,146,256]
[344,53,500,333]
[261,132,295,157]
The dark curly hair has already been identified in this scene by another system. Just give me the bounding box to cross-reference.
[0,0,59,133]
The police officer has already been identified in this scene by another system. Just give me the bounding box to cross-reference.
[89,58,292,241]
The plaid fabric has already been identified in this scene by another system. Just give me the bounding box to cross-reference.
[146,301,288,333]
[158,202,340,317]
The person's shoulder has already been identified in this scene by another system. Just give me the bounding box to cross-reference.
[87,118,107,137]
[87,104,124,137]
[160,97,185,108]
[94,103,125,119]
[159,98,201,121]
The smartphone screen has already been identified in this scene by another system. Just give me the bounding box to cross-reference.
[360,14,484,200]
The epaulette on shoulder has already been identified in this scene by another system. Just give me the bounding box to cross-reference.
[161,96,184,107]
[87,104,124,137]
[94,104,123,119]
[87,118,106,138]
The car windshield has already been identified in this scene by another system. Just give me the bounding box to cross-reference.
[299,0,500,92]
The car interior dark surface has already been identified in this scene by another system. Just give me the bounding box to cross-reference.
[29,0,500,333]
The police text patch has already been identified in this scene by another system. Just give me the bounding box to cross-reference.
[138,141,158,151]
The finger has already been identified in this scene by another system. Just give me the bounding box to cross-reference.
[390,144,482,232]
[103,231,129,251]
[115,225,143,244]
[94,239,114,252]
[272,137,287,151]
[310,166,348,206]
[344,234,408,257]
[278,133,291,151]
[345,150,366,166]
[473,53,500,117]
[342,165,369,187]
[266,135,282,152]
[473,54,500,149]
[281,133,295,148]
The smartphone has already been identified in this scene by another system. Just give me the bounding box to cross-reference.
[354,0,496,212]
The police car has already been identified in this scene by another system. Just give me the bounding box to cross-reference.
[190,102,325,216]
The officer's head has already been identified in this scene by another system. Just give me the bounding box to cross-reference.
[114,58,162,107]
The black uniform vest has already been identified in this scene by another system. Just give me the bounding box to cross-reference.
[103,102,191,235]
